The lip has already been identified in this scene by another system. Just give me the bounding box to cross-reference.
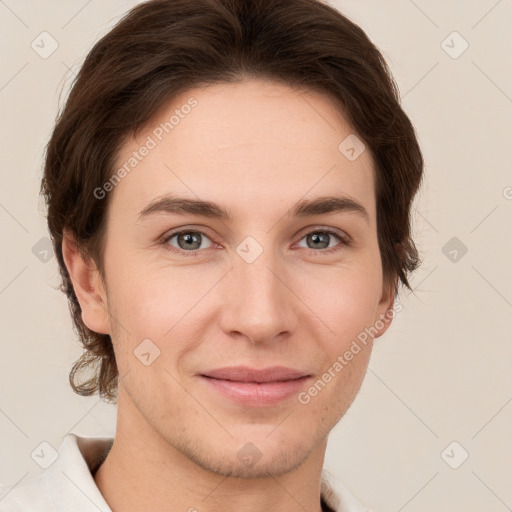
[199,375,311,406]
[199,366,312,407]
[200,365,310,383]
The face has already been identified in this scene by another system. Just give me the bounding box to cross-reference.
[76,78,395,478]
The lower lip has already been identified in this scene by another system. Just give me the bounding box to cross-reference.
[199,376,311,406]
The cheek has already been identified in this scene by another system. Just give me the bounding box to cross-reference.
[295,267,380,403]
[106,252,172,320]
[298,266,380,339]
[108,265,211,359]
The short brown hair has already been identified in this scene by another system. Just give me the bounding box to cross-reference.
[41,0,424,403]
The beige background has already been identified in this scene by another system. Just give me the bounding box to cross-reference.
[1,1,511,511]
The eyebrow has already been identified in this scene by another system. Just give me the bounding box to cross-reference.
[137,194,369,224]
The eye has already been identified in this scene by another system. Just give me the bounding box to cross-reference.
[163,230,214,255]
[295,228,351,255]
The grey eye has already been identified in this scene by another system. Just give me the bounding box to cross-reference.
[166,231,213,251]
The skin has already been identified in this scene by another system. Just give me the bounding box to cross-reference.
[62,77,396,512]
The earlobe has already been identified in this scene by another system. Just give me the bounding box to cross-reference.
[61,230,110,335]
[373,281,397,340]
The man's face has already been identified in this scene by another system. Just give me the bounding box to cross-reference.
[91,78,394,477]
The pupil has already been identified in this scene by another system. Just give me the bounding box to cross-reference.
[181,233,200,250]
[310,232,328,249]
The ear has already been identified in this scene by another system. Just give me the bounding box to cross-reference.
[61,230,110,335]
[372,278,399,340]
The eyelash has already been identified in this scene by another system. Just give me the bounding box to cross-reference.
[160,227,352,257]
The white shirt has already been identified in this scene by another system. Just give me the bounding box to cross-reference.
[0,434,376,512]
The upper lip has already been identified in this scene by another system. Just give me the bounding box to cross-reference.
[200,366,310,383]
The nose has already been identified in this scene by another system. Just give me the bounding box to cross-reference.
[219,248,298,345]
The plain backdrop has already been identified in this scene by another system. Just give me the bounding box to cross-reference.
[0,1,511,511]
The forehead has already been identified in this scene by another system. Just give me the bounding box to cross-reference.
[109,78,376,223]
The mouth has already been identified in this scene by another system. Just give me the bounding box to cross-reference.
[201,375,307,384]
[200,365,310,383]
[199,374,312,406]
